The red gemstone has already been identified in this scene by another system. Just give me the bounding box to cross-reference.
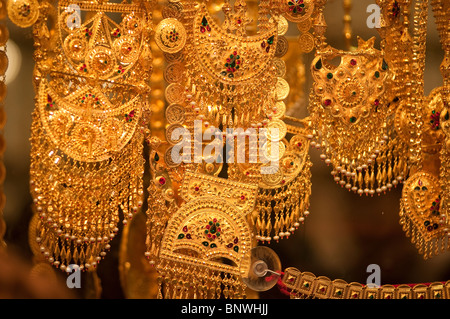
[324,99,332,106]
[200,26,205,33]
[234,238,238,244]
[195,186,200,191]
[183,226,188,232]
[213,218,217,223]
[237,19,242,24]
[186,234,192,239]
[261,42,266,48]
[350,59,357,66]
[206,26,211,32]
[158,177,166,185]
[374,99,380,106]
[297,142,302,147]
[240,195,245,200]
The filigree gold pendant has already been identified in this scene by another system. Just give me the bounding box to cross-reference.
[29,0,152,271]
[309,37,399,195]
[154,171,256,299]
[400,171,449,259]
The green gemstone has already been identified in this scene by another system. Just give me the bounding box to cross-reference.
[350,116,357,123]
[446,113,449,120]
[315,59,322,70]
[375,71,380,78]
[382,60,388,70]
[201,17,208,26]
[210,243,217,248]
[267,36,274,45]
[202,241,209,247]
[178,234,184,239]
[233,246,239,252]
[154,153,160,162]
[327,73,333,79]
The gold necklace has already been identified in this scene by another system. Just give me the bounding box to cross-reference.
[281,267,450,299]
[146,0,314,298]
[21,0,153,271]
[309,2,399,195]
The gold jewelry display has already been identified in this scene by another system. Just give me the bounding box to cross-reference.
[143,0,313,299]
[2,0,450,300]
[21,0,153,271]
